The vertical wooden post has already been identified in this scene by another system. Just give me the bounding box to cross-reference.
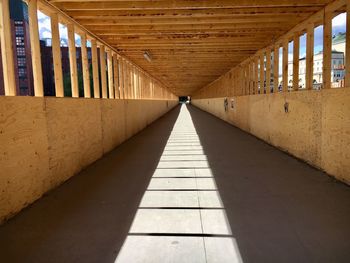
[260,52,265,94]
[249,62,253,94]
[107,49,114,99]
[90,39,99,98]
[266,49,271,94]
[293,33,300,91]
[81,33,90,98]
[345,2,350,87]
[254,57,259,94]
[120,58,124,99]
[50,13,64,97]
[124,61,128,99]
[282,39,289,92]
[113,54,120,99]
[306,23,315,90]
[273,44,279,93]
[323,10,332,89]
[67,23,78,97]
[28,0,44,96]
[99,45,107,98]
[0,0,16,95]
[131,65,135,99]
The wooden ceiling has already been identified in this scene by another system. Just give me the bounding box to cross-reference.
[49,0,333,96]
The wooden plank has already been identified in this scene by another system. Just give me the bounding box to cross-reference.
[306,23,314,90]
[254,57,259,94]
[293,33,300,91]
[53,1,330,10]
[0,0,16,95]
[273,44,279,92]
[81,33,91,98]
[260,52,265,94]
[107,49,114,99]
[91,39,100,98]
[99,45,107,98]
[119,58,124,99]
[28,0,44,96]
[323,10,332,89]
[346,2,350,87]
[50,13,64,97]
[67,23,79,97]
[282,39,289,92]
[113,54,120,99]
[266,49,271,93]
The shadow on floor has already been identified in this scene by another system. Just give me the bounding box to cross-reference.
[187,104,350,263]
[0,106,181,263]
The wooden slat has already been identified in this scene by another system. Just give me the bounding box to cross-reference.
[91,39,100,98]
[273,44,279,92]
[0,0,16,95]
[119,57,124,98]
[28,0,44,96]
[99,45,107,98]
[282,39,289,92]
[293,33,300,91]
[81,33,91,98]
[266,49,271,94]
[67,23,79,97]
[346,2,350,87]
[107,49,114,98]
[306,23,314,90]
[323,9,332,89]
[52,1,330,10]
[260,52,265,94]
[50,13,64,97]
[113,54,120,99]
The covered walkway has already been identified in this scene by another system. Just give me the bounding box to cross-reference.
[1,104,350,263]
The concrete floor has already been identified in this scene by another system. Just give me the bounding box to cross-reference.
[1,104,350,263]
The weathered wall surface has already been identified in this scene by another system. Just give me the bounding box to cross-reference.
[0,97,178,224]
[192,89,350,185]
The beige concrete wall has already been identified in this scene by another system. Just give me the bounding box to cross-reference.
[192,89,350,185]
[0,97,178,224]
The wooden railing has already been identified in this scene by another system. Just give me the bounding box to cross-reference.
[0,0,177,100]
[193,0,350,99]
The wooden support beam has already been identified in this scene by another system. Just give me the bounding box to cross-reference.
[50,13,64,97]
[260,52,265,94]
[266,49,271,93]
[67,23,79,97]
[0,0,16,95]
[346,2,350,87]
[113,54,120,99]
[293,33,300,91]
[306,23,314,90]
[99,45,107,98]
[323,10,332,89]
[119,58,125,99]
[107,50,114,99]
[28,0,44,96]
[91,39,100,98]
[254,57,259,94]
[81,33,90,98]
[282,39,289,92]
[273,44,279,93]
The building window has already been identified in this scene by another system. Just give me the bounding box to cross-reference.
[15,26,24,36]
[18,68,26,78]
[16,36,25,46]
[17,57,26,67]
[17,47,25,56]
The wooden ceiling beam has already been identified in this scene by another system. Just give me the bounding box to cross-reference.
[51,0,330,11]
